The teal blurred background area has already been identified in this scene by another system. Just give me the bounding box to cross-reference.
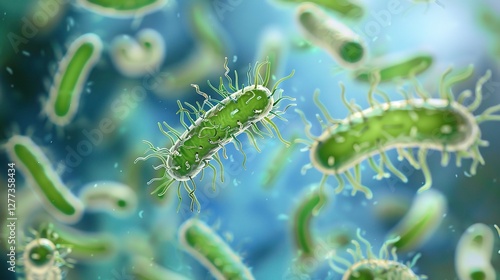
[1,0,500,279]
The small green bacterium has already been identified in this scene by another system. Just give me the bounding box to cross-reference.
[297,66,498,200]
[136,58,295,212]
[354,53,433,83]
[44,33,102,126]
[78,180,138,218]
[179,218,254,280]
[276,0,364,19]
[387,189,447,252]
[38,222,117,261]
[296,2,366,69]
[292,184,329,260]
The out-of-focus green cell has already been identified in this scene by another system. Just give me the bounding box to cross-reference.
[44,33,102,126]
[478,7,500,61]
[4,135,84,224]
[154,2,229,96]
[78,181,138,217]
[354,54,433,83]
[39,223,117,261]
[276,0,364,19]
[131,256,191,280]
[179,219,254,280]
[255,28,288,83]
[110,28,165,78]
[455,223,496,280]
[328,229,422,280]
[373,194,410,225]
[292,184,329,260]
[78,0,168,17]
[189,2,227,56]
[261,133,298,189]
[21,223,72,279]
[23,238,62,279]
[295,2,366,69]
[387,189,447,252]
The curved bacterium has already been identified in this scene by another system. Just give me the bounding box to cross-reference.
[179,218,254,280]
[296,2,366,69]
[77,0,168,18]
[136,58,295,212]
[44,33,102,126]
[275,0,364,19]
[387,189,447,252]
[328,229,423,280]
[354,53,433,83]
[78,181,138,218]
[292,184,330,261]
[110,28,165,78]
[4,135,84,224]
[297,66,498,200]
[455,223,496,280]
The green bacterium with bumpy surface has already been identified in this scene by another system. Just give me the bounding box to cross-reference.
[45,33,102,126]
[179,219,254,280]
[328,229,423,280]
[297,66,499,200]
[136,58,295,212]
[296,2,366,69]
[4,135,84,223]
